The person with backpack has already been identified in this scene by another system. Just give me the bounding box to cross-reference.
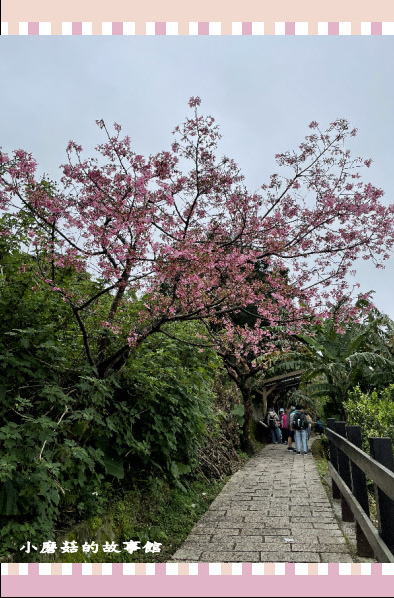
[266,407,282,444]
[290,404,309,455]
[287,403,296,452]
[315,418,325,435]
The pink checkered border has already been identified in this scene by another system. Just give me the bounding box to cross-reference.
[1,21,394,35]
[1,563,393,575]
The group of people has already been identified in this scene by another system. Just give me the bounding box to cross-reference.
[265,404,324,455]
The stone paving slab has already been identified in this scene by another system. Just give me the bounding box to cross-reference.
[320,554,354,563]
[172,441,354,563]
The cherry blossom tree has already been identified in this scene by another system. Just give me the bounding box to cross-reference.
[1,98,393,397]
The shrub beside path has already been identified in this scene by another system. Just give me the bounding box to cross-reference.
[172,442,353,563]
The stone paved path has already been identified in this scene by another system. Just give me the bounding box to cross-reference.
[172,442,353,563]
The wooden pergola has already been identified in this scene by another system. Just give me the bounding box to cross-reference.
[255,370,304,415]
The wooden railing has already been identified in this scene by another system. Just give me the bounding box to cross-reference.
[325,419,394,563]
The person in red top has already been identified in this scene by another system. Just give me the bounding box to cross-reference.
[279,408,288,444]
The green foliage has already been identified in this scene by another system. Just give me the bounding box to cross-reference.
[0,233,223,560]
[344,385,394,453]
[230,404,245,428]
[320,434,330,461]
[270,305,394,419]
[121,329,220,485]
[49,475,228,564]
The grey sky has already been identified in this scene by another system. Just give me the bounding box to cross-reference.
[1,36,393,316]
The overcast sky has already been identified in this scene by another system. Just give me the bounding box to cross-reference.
[1,36,393,317]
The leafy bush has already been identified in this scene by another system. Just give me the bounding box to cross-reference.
[114,329,220,486]
[0,340,117,558]
[344,385,394,453]
[0,237,221,559]
[0,324,220,559]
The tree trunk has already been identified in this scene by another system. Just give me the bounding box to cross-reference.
[240,387,254,455]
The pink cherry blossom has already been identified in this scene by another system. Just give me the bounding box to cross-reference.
[0,99,393,382]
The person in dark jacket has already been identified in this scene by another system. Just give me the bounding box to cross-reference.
[266,407,282,444]
[290,404,308,455]
[287,404,296,452]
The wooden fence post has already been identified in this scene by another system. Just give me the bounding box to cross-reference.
[347,425,374,558]
[369,437,394,554]
[336,421,354,522]
[327,418,340,499]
